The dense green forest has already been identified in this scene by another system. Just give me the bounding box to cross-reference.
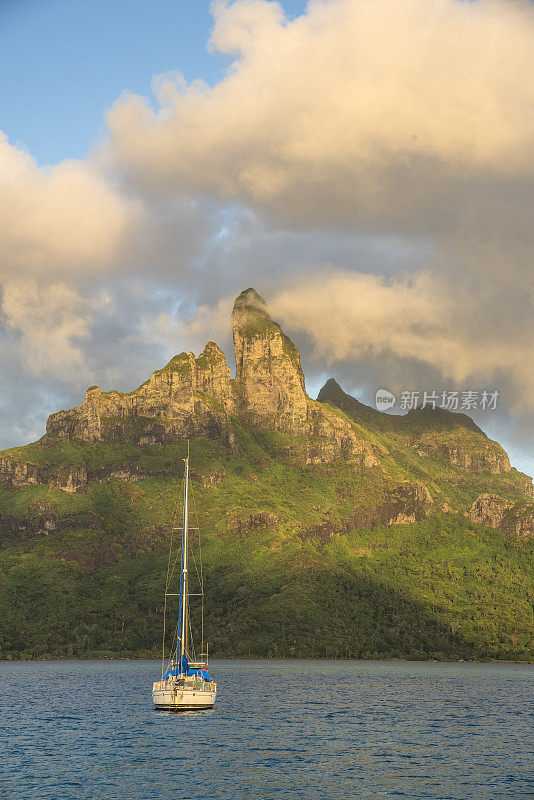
[1,429,532,662]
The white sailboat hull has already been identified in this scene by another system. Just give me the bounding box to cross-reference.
[152,680,217,711]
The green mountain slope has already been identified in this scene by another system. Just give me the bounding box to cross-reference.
[0,289,532,661]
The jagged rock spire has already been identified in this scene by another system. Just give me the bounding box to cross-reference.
[231,288,308,431]
[231,288,270,329]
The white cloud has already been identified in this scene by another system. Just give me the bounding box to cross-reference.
[0,133,217,382]
[143,295,235,358]
[1,280,92,378]
[268,270,534,414]
[106,0,534,225]
[0,134,135,382]
[0,134,135,279]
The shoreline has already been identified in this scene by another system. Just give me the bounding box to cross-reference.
[2,654,533,665]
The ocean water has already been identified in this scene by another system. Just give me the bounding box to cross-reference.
[0,659,532,800]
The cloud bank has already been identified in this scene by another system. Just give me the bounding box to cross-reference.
[269,270,534,417]
[106,0,534,229]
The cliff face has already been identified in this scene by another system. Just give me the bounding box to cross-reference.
[469,494,534,538]
[0,457,40,489]
[47,342,234,445]
[232,289,308,432]
[0,455,87,492]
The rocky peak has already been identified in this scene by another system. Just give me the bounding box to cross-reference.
[317,378,381,427]
[41,291,382,468]
[231,288,308,431]
[47,343,234,444]
[38,287,520,484]
[231,288,272,333]
[195,342,234,411]
[317,378,342,401]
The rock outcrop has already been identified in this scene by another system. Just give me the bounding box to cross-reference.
[1,506,102,539]
[232,289,308,432]
[0,456,88,493]
[423,442,510,474]
[227,510,279,536]
[47,342,235,446]
[52,465,88,493]
[469,494,510,528]
[298,481,433,543]
[0,456,40,489]
[469,494,534,538]
[383,482,434,525]
[346,481,434,529]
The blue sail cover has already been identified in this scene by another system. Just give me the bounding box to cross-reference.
[188,668,212,680]
[162,668,213,681]
[163,654,212,681]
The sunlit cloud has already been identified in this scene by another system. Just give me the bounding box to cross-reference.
[106,0,534,227]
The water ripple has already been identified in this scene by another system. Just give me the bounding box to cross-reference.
[0,659,532,799]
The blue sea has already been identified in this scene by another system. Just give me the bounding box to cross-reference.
[0,659,532,800]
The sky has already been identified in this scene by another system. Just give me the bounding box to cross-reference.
[0,0,533,477]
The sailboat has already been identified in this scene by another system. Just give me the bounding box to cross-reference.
[152,446,217,711]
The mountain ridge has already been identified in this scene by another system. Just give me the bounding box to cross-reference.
[1,287,532,535]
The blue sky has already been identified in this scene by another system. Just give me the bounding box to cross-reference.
[0,0,307,164]
[0,0,533,478]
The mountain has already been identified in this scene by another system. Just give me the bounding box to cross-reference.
[0,288,532,661]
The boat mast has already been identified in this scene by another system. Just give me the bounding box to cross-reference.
[177,442,189,673]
